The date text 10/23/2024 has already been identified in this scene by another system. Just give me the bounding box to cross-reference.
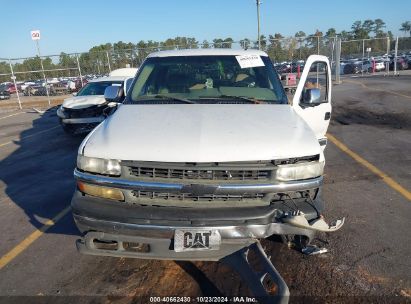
[149,297,257,303]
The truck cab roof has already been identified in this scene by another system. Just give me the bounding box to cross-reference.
[147,48,269,58]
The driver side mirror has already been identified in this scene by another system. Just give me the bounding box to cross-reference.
[104,86,124,103]
[300,88,322,106]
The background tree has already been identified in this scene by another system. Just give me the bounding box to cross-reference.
[222,37,234,49]
[362,20,375,37]
[201,40,210,48]
[187,38,199,49]
[373,19,386,37]
[267,33,285,62]
[259,35,267,51]
[0,62,10,82]
[294,31,306,60]
[212,38,224,48]
[399,21,411,37]
[58,52,76,77]
[161,38,177,50]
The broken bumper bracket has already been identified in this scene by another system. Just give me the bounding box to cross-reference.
[221,241,290,304]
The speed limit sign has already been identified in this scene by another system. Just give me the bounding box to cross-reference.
[31,30,41,40]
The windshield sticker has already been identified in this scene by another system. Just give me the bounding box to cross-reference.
[235,55,265,69]
[112,83,122,86]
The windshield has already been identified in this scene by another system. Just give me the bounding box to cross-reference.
[77,81,122,96]
[128,55,287,104]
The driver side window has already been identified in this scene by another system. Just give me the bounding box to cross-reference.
[301,61,328,103]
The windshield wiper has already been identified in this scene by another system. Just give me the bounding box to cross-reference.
[199,95,264,104]
[153,95,196,104]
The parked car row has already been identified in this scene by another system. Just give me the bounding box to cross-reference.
[0,74,109,98]
[340,51,411,74]
[22,78,91,96]
[271,49,411,77]
[0,82,17,95]
[0,84,11,100]
[274,60,305,74]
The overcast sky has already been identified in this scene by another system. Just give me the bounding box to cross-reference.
[0,0,410,58]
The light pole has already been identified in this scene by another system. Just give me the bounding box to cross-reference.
[256,0,261,50]
[31,30,50,105]
[8,60,22,109]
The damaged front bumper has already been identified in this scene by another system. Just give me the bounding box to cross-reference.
[57,105,105,125]
[73,208,318,261]
[71,170,345,261]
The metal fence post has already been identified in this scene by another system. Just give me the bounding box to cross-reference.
[317,36,320,54]
[35,41,51,105]
[335,38,341,84]
[361,39,365,76]
[394,36,399,75]
[8,59,22,109]
[106,51,112,73]
[76,54,84,87]
[386,36,390,75]
[130,48,134,68]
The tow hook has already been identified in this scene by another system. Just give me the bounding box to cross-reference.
[282,211,345,232]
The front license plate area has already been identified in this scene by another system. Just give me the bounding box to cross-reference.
[174,229,221,252]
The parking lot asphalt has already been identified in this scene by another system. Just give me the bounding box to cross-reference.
[0,76,410,303]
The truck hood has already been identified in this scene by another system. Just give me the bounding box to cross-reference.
[62,95,105,110]
[82,104,321,162]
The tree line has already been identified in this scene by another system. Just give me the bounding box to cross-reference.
[1,19,410,82]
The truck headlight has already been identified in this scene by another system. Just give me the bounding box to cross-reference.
[276,161,324,181]
[77,155,121,176]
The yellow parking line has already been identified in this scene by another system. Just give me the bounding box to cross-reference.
[0,126,60,148]
[344,79,411,100]
[0,112,25,120]
[327,133,411,201]
[0,206,71,270]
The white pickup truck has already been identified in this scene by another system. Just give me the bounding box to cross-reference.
[57,68,137,134]
[72,49,343,263]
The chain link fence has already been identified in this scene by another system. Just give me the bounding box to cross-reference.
[339,36,411,77]
[1,36,410,109]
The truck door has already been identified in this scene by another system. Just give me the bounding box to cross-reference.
[292,55,332,148]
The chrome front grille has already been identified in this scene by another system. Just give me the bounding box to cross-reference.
[123,157,319,182]
[128,166,271,181]
[132,190,265,202]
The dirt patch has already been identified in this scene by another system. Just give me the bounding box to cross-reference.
[357,265,390,285]
[400,289,411,298]
[332,106,411,129]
